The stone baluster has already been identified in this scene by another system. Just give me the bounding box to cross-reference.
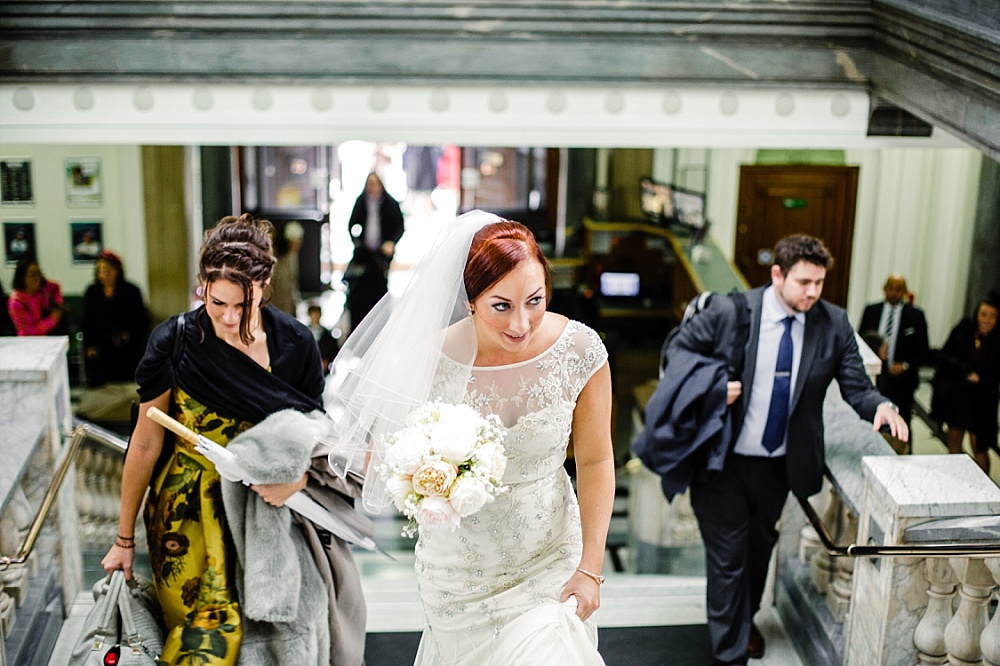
[914,558,957,665]
[0,487,33,607]
[0,589,12,640]
[800,484,836,566]
[943,557,995,665]
[978,558,1000,666]
[810,488,841,595]
[826,505,858,622]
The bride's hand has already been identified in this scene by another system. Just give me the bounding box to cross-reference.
[251,473,308,507]
[559,572,601,621]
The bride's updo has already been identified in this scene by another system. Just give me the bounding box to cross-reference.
[464,221,551,303]
[198,213,276,344]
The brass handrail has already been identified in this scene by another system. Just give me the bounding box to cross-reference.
[0,421,127,570]
[799,495,1000,559]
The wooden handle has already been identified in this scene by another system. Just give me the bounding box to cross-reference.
[146,406,200,445]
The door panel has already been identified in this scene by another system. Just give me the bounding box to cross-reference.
[735,165,859,307]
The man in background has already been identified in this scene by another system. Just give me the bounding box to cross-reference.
[348,172,404,274]
[859,273,929,432]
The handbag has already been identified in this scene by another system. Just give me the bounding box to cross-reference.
[69,570,164,666]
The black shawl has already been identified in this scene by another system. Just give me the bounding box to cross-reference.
[136,305,324,424]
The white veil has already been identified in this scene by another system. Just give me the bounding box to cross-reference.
[324,209,500,511]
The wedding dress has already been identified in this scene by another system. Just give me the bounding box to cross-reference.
[413,320,608,666]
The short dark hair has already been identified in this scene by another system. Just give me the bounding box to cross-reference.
[773,234,833,275]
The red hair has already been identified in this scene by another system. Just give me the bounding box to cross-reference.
[464,221,551,303]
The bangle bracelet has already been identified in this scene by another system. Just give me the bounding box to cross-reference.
[114,540,135,549]
[117,534,134,541]
[576,568,604,585]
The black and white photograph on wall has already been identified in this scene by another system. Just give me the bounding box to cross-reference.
[4,220,36,265]
[70,219,103,262]
[0,159,34,205]
[65,156,102,206]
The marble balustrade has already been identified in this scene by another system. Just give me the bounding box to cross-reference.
[0,337,80,666]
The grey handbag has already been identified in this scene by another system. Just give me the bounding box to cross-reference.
[70,570,164,666]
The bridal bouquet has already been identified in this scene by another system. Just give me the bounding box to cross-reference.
[378,400,508,536]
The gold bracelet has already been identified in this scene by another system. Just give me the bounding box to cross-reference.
[575,568,604,585]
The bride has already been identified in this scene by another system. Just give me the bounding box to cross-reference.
[328,210,614,665]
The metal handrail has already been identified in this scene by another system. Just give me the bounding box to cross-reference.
[799,495,1000,559]
[0,421,127,570]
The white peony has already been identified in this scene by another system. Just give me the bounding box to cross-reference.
[429,405,482,463]
[415,496,461,531]
[448,476,492,517]
[475,440,508,481]
[384,429,430,475]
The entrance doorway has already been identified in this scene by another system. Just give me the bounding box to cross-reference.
[734,165,859,307]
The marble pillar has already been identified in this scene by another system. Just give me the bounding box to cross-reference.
[844,455,1000,666]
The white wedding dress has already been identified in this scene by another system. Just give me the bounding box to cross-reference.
[413,320,609,666]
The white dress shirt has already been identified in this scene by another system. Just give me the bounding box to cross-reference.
[364,196,381,250]
[734,286,805,457]
[879,302,903,364]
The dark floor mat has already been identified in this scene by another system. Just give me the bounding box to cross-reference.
[363,624,711,666]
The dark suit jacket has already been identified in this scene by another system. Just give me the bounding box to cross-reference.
[859,301,929,392]
[673,285,886,499]
[633,348,732,501]
[348,193,405,249]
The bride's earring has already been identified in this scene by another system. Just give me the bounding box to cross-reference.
[468,309,475,324]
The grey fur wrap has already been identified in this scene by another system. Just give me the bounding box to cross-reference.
[222,409,332,666]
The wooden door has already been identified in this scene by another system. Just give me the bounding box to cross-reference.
[734,165,859,307]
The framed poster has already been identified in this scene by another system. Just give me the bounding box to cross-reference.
[0,159,34,204]
[3,219,36,265]
[70,219,104,263]
[65,156,102,206]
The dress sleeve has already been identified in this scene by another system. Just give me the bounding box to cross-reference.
[563,321,609,402]
[135,315,180,401]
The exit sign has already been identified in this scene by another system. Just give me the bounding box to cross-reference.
[782,198,808,209]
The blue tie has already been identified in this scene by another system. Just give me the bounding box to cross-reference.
[762,317,794,453]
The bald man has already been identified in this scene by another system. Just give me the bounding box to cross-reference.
[859,274,929,429]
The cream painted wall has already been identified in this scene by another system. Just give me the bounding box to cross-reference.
[847,147,982,346]
[0,144,148,299]
[658,146,983,347]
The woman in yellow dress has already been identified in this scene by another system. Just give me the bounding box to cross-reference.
[102,214,348,665]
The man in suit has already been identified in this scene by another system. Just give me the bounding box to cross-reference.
[859,273,929,428]
[669,234,908,666]
[348,172,405,273]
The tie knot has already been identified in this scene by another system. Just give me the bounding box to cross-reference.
[783,316,794,331]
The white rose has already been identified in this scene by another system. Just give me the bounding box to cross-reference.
[415,496,460,531]
[411,461,459,497]
[385,475,414,511]
[384,429,430,475]
[448,476,492,517]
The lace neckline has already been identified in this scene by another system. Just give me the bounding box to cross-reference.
[472,321,571,371]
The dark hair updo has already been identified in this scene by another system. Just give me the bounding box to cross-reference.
[199,213,276,344]
[464,221,551,304]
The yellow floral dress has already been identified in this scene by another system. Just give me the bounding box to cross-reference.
[144,387,254,666]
